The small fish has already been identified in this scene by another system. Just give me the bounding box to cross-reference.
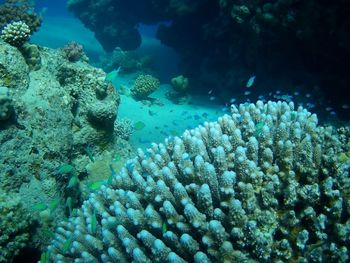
[33,203,48,211]
[330,111,337,116]
[194,114,201,120]
[294,91,300,96]
[209,96,216,101]
[138,138,151,144]
[325,107,332,111]
[67,175,78,188]
[306,103,315,109]
[148,110,157,116]
[88,180,105,191]
[229,98,236,103]
[105,69,120,82]
[115,65,122,74]
[58,164,74,175]
[306,93,311,98]
[275,90,281,94]
[91,209,97,234]
[155,126,160,129]
[162,222,168,234]
[342,104,349,110]
[246,75,256,88]
[134,121,146,130]
[66,197,72,215]
[181,111,188,116]
[244,91,251,96]
[62,237,72,253]
[258,95,264,100]
[202,112,209,118]
[208,89,213,95]
[221,107,229,112]
[160,131,169,136]
[172,121,178,126]
[40,251,50,263]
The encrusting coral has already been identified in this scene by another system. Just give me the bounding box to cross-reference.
[47,101,349,262]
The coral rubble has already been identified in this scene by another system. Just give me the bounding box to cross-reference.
[47,101,350,262]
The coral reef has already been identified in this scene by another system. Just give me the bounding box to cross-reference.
[0,20,31,47]
[19,43,42,70]
[0,0,42,34]
[62,41,88,63]
[47,101,350,262]
[114,118,134,141]
[0,190,33,262]
[97,47,152,74]
[171,75,189,94]
[66,0,350,110]
[0,41,119,191]
[0,40,122,260]
[131,74,160,100]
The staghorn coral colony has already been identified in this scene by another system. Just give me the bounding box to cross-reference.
[47,101,350,262]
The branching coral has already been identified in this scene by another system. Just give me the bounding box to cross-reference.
[1,20,31,47]
[47,101,350,262]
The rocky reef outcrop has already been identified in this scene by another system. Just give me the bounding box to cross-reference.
[0,40,120,261]
[66,0,350,113]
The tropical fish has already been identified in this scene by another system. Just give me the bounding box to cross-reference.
[246,75,256,88]
[67,175,79,188]
[148,110,157,116]
[91,209,97,234]
[58,164,74,175]
[244,91,251,96]
[209,96,216,101]
[254,122,265,137]
[162,222,168,234]
[66,197,72,215]
[208,89,213,94]
[138,138,151,144]
[62,237,72,253]
[134,121,146,130]
[49,199,60,212]
[221,106,229,112]
[342,104,349,109]
[87,180,105,191]
[40,251,50,263]
[194,114,201,120]
[202,112,209,118]
[229,98,236,104]
[33,203,48,211]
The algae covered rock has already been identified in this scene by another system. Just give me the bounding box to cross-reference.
[0,190,33,262]
[0,39,121,255]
